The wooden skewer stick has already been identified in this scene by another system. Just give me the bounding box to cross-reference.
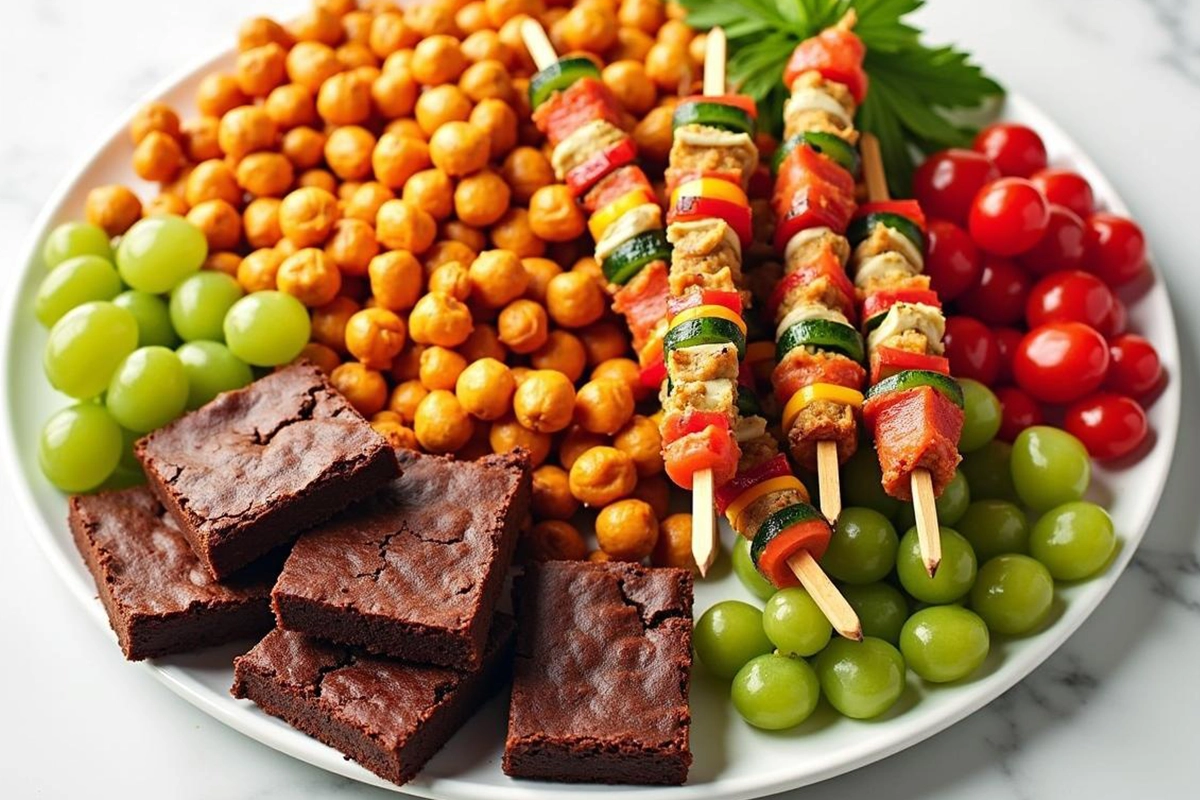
[789,550,863,641]
[816,441,842,523]
[860,132,942,577]
[521,18,557,71]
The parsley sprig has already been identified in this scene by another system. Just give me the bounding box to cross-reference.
[678,0,1004,195]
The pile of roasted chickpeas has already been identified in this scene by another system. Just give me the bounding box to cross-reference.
[83,0,711,567]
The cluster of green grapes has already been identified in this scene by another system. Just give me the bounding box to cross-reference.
[696,379,1117,729]
[36,216,311,492]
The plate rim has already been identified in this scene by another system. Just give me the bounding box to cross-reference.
[0,41,1182,800]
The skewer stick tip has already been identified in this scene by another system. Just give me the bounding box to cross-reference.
[788,550,862,641]
[520,17,558,71]
[815,441,842,524]
[702,26,727,96]
[691,469,718,577]
[911,469,942,577]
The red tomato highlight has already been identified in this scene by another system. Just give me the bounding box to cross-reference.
[1084,213,1146,287]
[1018,204,1087,276]
[1025,270,1115,330]
[957,256,1031,326]
[1064,392,1148,460]
[943,315,1001,385]
[1013,322,1110,404]
[925,219,982,301]
[1106,334,1163,397]
[995,386,1044,442]
[1031,168,1095,217]
[913,149,1001,226]
[973,123,1048,178]
[968,178,1050,256]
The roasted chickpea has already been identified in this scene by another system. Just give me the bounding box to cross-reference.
[545,271,605,330]
[425,123,486,181]
[414,390,475,453]
[525,184,585,243]
[652,513,693,569]
[314,71,370,125]
[525,520,587,562]
[391,342,425,381]
[237,42,287,97]
[488,416,551,465]
[461,30,513,66]
[415,85,474,135]
[177,116,220,163]
[367,250,423,312]
[322,218,378,276]
[345,181,395,223]
[409,291,474,346]
[631,473,671,518]
[372,418,419,449]
[297,341,341,375]
[529,331,585,382]
[578,321,628,366]
[282,126,327,169]
[556,426,602,472]
[338,42,380,71]
[569,446,637,506]
[407,34,465,87]
[291,4,343,44]
[687,31,709,66]
[457,324,503,363]
[144,193,190,218]
[494,298,546,355]
[633,103,676,165]
[497,15,537,74]
[369,11,417,58]
[529,464,578,521]
[418,263,463,304]
[370,131,430,189]
[279,186,339,246]
[615,414,663,477]
[468,249,528,307]
[561,5,617,53]
[418,345,469,391]
[499,146,554,204]
[298,168,338,193]
[187,199,242,251]
[602,60,656,116]
[197,73,249,117]
[132,131,183,183]
[425,240,477,274]
[237,248,285,292]
[490,209,543,257]
[277,247,342,307]
[203,251,242,277]
[570,378,633,437]
[330,361,388,416]
[487,0,543,26]
[596,498,658,559]
[238,199,280,249]
[509,366,532,386]
[455,357,515,420]
[235,152,294,198]
[383,119,428,143]
[393,170,451,224]
[324,125,376,180]
[130,101,181,144]
[405,0,459,37]
[514,259,557,305]
[441,220,489,252]
[658,16,692,43]
[375,198,437,253]
[591,357,644,401]
[609,26,654,62]
[342,8,374,43]
[565,256,602,287]
[619,0,664,32]
[467,101,519,163]
[218,105,277,160]
[388,379,429,424]
[512,370,575,433]
[457,59,511,103]
[239,16,293,52]
[344,307,407,368]
[456,1,490,34]
[644,42,688,92]
[454,170,511,228]
[309,296,359,352]
[371,69,418,120]
[85,185,141,236]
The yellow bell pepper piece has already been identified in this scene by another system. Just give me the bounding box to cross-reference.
[781,383,865,433]
[668,304,748,337]
[670,177,749,210]
[589,187,657,241]
[725,476,810,532]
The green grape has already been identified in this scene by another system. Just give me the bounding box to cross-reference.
[38,404,123,492]
[899,605,990,683]
[958,500,1029,562]
[177,341,254,409]
[105,347,190,433]
[34,255,122,327]
[958,379,1002,453]
[763,588,832,657]
[1011,426,1091,512]
[970,554,1055,635]
[1029,501,1115,581]
[224,291,312,367]
[842,446,900,518]
[115,215,207,293]
[822,507,897,584]
[897,526,977,604]
[43,301,138,399]
[112,290,178,348]
[693,600,773,680]
[118,425,142,472]
[841,583,908,645]
[959,440,1018,502]
[732,536,776,601]
[894,469,970,530]
[814,637,906,719]
[731,653,820,730]
[170,271,244,342]
[42,221,112,268]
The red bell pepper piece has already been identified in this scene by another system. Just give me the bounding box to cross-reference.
[583,164,653,215]
[668,195,753,245]
[679,93,759,118]
[663,424,739,489]
[861,289,942,322]
[766,248,858,321]
[772,187,857,251]
[714,453,791,515]
[661,409,730,445]
[869,347,952,385]
[782,26,869,103]
[854,200,928,233]
[532,77,623,148]
[667,289,743,318]
[774,143,857,211]
[565,137,637,198]
[639,353,667,389]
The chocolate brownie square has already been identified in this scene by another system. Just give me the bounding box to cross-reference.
[504,561,693,785]
[272,450,530,669]
[136,362,399,580]
[231,615,515,787]
[68,486,277,661]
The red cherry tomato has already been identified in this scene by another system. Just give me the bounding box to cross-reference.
[924,219,982,301]
[1101,297,1128,338]
[1063,392,1149,461]
[943,315,1001,385]
[913,149,1001,226]
[1013,322,1110,404]
[993,326,1024,384]
[995,386,1044,442]
[1084,213,1147,287]
[968,178,1051,256]
[1030,168,1094,217]
[1106,334,1163,397]
[1025,270,1115,330]
[972,123,1048,178]
[1018,204,1086,276]
[956,256,1031,326]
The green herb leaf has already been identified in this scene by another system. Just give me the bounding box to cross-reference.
[679,0,1004,196]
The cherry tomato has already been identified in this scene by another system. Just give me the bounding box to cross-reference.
[956,256,1030,326]
[993,326,1024,385]
[1101,297,1128,338]
[1064,392,1149,461]
[943,315,1001,385]
[972,123,1048,178]
[925,219,982,301]
[1025,270,1115,330]
[995,386,1044,442]
[1106,334,1163,397]
[1018,204,1086,276]
[913,148,1001,226]
[968,178,1050,256]
[1013,322,1110,404]
[1030,168,1094,217]
[1084,213,1146,287]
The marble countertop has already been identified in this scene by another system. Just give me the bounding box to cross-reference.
[2,1,1198,798]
